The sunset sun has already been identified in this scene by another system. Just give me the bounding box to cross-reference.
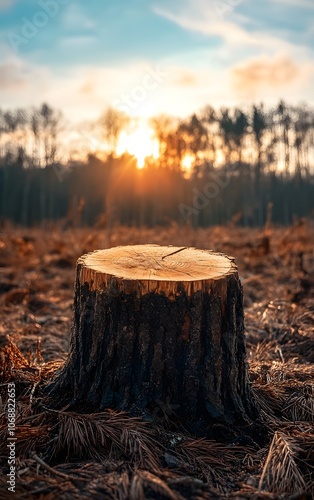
[116,124,159,168]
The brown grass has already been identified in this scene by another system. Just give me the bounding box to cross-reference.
[0,221,313,498]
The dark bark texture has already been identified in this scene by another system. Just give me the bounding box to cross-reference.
[47,261,259,436]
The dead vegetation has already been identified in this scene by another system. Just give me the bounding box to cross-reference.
[0,221,313,499]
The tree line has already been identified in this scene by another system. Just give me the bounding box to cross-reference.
[0,101,314,228]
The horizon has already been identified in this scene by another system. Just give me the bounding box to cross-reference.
[1,98,313,172]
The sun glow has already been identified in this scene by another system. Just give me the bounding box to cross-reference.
[181,154,194,172]
[116,124,159,168]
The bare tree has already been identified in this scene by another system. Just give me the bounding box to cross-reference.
[232,109,249,164]
[200,105,218,165]
[98,107,129,155]
[39,103,63,167]
[292,104,312,178]
[150,114,174,158]
[3,111,20,155]
[179,114,208,167]
[150,115,185,169]
[277,100,291,175]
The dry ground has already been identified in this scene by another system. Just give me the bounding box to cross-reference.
[0,221,313,499]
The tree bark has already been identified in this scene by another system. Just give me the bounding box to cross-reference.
[47,245,259,435]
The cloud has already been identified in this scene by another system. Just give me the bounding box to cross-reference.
[0,53,312,126]
[229,55,314,104]
[153,0,314,108]
[174,69,198,87]
[0,56,221,121]
[0,62,27,89]
[232,55,298,91]
[0,53,51,109]
[152,0,314,67]
[153,1,294,53]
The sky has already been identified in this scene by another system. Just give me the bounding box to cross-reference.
[0,0,313,124]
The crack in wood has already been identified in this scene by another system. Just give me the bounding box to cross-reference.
[161,247,188,260]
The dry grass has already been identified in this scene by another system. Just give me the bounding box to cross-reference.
[0,221,313,498]
[258,432,306,495]
[284,385,314,422]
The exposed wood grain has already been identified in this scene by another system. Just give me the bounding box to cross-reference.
[79,245,236,297]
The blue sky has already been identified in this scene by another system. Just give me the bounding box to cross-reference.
[0,0,313,123]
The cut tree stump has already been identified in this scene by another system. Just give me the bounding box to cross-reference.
[47,244,259,435]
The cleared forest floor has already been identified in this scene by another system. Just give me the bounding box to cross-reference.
[0,222,313,499]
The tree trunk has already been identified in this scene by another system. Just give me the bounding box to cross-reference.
[47,245,259,436]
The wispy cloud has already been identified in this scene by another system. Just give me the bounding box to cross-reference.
[153,2,296,55]
[232,55,298,92]
[231,54,314,101]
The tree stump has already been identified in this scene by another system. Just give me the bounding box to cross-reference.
[47,244,259,435]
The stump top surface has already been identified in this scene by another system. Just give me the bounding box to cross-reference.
[79,245,234,282]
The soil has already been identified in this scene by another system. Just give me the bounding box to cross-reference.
[0,221,313,499]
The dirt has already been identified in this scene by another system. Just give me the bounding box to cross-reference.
[0,221,313,499]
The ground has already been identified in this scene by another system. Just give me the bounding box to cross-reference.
[0,221,313,499]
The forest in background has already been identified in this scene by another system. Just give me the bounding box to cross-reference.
[0,100,314,228]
